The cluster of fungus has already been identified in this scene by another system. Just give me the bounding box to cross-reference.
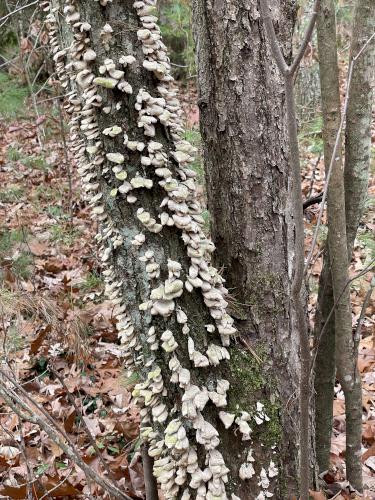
[44,0,280,497]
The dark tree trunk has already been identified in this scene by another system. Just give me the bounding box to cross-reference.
[193,0,302,496]
[47,0,301,498]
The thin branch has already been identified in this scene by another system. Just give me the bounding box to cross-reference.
[0,384,131,500]
[0,0,38,23]
[259,1,289,74]
[311,259,375,375]
[17,418,34,500]
[353,31,375,61]
[141,445,159,500]
[0,55,19,69]
[260,3,320,498]
[261,0,321,77]
[303,192,323,210]
[290,0,321,75]
[0,366,121,494]
[39,467,74,500]
[36,93,70,104]
[304,62,353,275]
[354,276,374,346]
[304,31,375,275]
[49,364,114,481]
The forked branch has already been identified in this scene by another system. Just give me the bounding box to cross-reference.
[260,2,321,498]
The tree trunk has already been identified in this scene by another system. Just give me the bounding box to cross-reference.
[46,0,299,498]
[193,0,302,496]
[314,0,342,475]
[314,255,336,474]
[344,0,375,250]
[314,0,374,479]
[316,0,363,491]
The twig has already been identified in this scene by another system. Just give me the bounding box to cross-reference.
[16,19,44,147]
[303,192,323,210]
[311,259,375,375]
[303,62,354,275]
[0,376,132,500]
[0,55,19,69]
[54,89,74,225]
[304,31,375,275]
[39,467,74,500]
[17,417,34,499]
[354,276,374,347]
[290,0,321,75]
[36,92,70,104]
[260,1,321,497]
[0,0,38,24]
[49,364,115,481]
[0,419,35,499]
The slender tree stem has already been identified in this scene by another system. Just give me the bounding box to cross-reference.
[290,0,321,75]
[260,1,321,496]
[141,445,159,500]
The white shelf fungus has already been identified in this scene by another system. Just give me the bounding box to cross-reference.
[106,152,125,164]
[218,412,235,429]
[235,412,252,441]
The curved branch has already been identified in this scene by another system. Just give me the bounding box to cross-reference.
[260,0,289,75]
[290,0,321,76]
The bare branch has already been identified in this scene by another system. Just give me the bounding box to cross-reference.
[0,368,132,500]
[0,384,130,500]
[311,258,375,374]
[304,63,353,275]
[290,0,321,75]
[305,31,375,275]
[261,0,320,77]
[0,0,38,23]
[259,0,289,75]
[353,31,375,61]
[49,364,114,481]
[354,276,374,346]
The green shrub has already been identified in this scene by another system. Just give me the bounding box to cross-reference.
[0,185,24,203]
[159,0,195,80]
[0,72,28,119]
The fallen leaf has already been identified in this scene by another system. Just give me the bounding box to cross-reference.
[0,445,20,461]
[28,239,49,256]
[64,408,76,433]
[309,491,326,500]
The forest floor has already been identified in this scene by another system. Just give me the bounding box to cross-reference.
[0,72,374,499]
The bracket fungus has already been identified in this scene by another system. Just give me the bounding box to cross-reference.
[44,0,261,495]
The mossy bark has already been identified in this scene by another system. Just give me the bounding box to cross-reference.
[193,0,301,496]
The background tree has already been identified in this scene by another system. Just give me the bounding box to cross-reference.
[314,0,374,489]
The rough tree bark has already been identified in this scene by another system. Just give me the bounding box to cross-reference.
[316,0,364,491]
[193,0,302,497]
[44,0,299,498]
[344,0,374,251]
[314,0,374,480]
